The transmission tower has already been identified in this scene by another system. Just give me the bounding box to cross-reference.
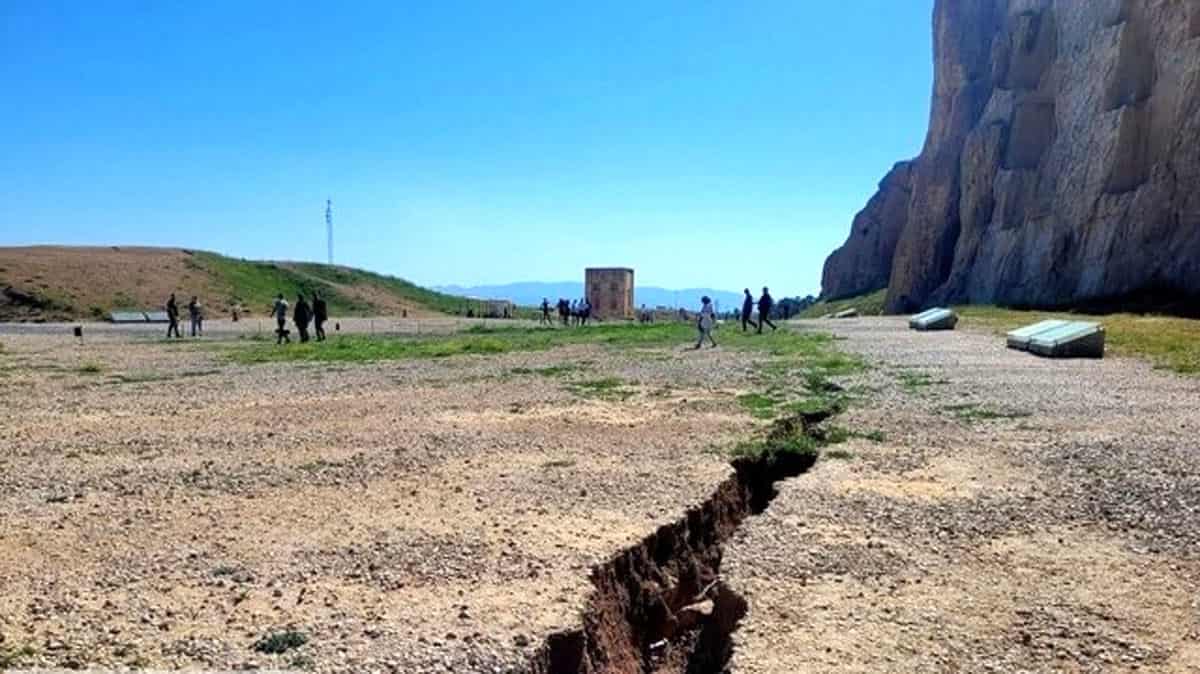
[325,199,333,265]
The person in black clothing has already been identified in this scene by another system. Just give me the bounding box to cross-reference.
[294,294,312,343]
[312,292,328,342]
[558,298,570,326]
[540,298,552,325]
[757,286,777,333]
[165,293,182,339]
[740,288,759,332]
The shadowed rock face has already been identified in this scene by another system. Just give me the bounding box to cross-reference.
[821,0,1200,313]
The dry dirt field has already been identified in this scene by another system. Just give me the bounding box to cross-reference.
[4,317,1200,673]
[0,322,774,673]
[727,317,1200,673]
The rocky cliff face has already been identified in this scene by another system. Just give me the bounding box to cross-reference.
[821,0,1200,313]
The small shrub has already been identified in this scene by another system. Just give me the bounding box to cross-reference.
[568,377,634,401]
[77,362,104,375]
[253,629,308,654]
[0,644,37,668]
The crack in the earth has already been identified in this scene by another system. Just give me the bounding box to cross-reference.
[527,410,832,674]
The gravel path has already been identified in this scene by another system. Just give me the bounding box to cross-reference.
[725,317,1200,673]
[0,329,757,672]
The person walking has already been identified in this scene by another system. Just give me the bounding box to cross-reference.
[694,296,717,349]
[740,288,759,332]
[312,292,328,342]
[273,294,291,344]
[187,296,203,337]
[541,298,552,325]
[757,286,777,333]
[580,299,591,326]
[294,293,312,343]
[165,293,182,339]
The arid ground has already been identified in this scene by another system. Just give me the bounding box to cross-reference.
[3,317,1200,673]
[727,317,1200,673]
[0,320,798,672]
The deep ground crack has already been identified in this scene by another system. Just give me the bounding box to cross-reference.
[527,410,832,674]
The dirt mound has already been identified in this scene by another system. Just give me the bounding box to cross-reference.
[0,246,458,321]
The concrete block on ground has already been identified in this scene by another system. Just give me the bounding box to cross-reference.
[1006,319,1070,351]
[832,308,859,319]
[1026,321,1105,358]
[143,311,171,323]
[109,311,148,323]
[909,308,958,331]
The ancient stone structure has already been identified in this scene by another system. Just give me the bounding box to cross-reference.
[585,268,635,320]
[822,0,1200,313]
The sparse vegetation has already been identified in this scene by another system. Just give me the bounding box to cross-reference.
[541,458,577,469]
[228,322,867,368]
[798,288,888,318]
[898,370,949,390]
[824,448,855,460]
[0,643,38,668]
[737,392,781,419]
[509,364,585,378]
[190,252,470,317]
[252,629,308,655]
[76,362,105,375]
[943,402,1030,422]
[568,377,635,401]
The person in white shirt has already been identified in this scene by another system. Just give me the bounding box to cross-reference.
[273,294,291,344]
[694,295,717,349]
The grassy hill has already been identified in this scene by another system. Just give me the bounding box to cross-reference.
[0,246,469,321]
[797,288,888,318]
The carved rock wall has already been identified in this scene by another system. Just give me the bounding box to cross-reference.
[820,0,1200,312]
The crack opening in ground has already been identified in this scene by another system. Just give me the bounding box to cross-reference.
[527,409,833,674]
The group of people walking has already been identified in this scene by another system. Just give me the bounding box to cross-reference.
[694,286,776,349]
[273,292,328,344]
[542,298,592,326]
[165,293,205,339]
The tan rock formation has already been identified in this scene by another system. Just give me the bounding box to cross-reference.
[821,0,1200,313]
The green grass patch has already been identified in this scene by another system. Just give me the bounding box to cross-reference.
[897,370,949,390]
[568,377,635,401]
[729,433,820,462]
[957,305,1200,376]
[509,364,586,378]
[227,323,866,369]
[798,288,888,319]
[252,629,308,655]
[737,392,781,419]
[823,425,887,444]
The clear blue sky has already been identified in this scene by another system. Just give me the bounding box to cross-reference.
[1,1,933,297]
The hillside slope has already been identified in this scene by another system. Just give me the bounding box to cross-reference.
[0,246,466,321]
[822,0,1200,313]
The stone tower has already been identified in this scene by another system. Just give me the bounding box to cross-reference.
[585,268,634,320]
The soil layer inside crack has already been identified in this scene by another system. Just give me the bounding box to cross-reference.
[527,413,826,674]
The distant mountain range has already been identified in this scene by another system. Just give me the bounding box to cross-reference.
[435,282,745,310]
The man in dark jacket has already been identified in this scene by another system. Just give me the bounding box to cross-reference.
[312,292,328,342]
[294,293,312,343]
[757,286,777,334]
[165,293,182,339]
[740,288,759,332]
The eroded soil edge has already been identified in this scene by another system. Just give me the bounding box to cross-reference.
[528,412,830,674]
